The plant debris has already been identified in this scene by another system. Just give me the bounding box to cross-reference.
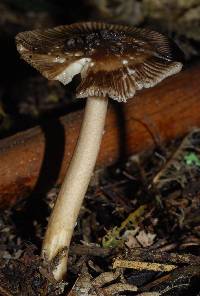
[0,129,200,295]
[0,246,66,295]
[102,205,147,249]
[68,265,137,296]
[153,129,200,193]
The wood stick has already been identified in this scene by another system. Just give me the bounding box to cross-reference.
[1,65,200,208]
[125,248,200,265]
[113,259,177,272]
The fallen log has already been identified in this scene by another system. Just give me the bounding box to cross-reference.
[0,64,200,208]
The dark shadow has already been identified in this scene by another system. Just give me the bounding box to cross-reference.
[112,101,128,163]
[129,115,166,155]
[109,102,167,205]
[12,118,65,246]
[112,102,166,164]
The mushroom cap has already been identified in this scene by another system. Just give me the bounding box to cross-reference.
[16,22,183,102]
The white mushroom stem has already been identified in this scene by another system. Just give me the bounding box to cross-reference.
[42,96,108,281]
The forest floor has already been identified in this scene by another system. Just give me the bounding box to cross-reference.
[0,129,200,295]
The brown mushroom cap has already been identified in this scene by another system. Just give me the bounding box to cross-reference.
[16,22,183,102]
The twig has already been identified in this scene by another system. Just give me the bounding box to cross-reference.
[125,248,200,265]
[103,283,137,295]
[141,265,200,292]
[69,244,113,257]
[113,259,177,272]
[136,293,160,296]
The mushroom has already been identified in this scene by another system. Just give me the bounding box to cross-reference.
[15,22,183,280]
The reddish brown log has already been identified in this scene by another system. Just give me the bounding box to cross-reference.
[0,65,200,208]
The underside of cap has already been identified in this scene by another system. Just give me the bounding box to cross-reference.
[76,58,182,102]
[16,21,183,102]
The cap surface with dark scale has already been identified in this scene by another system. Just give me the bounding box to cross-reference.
[16,22,183,102]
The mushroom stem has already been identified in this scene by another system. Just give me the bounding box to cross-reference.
[42,96,108,281]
